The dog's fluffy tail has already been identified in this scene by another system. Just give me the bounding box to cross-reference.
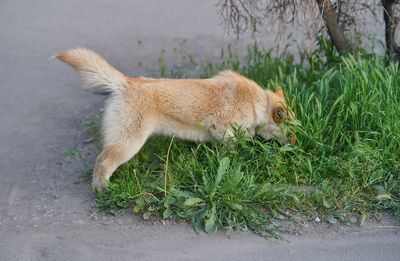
[56,48,127,92]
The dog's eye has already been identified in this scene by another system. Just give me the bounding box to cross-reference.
[277,108,285,119]
[273,107,286,123]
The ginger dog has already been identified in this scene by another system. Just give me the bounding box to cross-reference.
[56,48,296,190]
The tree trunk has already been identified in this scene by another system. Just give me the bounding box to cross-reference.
[382,0,400,60]
[315,0,354,54]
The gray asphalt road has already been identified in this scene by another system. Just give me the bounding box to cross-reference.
[0,0,399,260]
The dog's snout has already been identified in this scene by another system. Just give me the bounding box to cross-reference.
[289,134,296,145]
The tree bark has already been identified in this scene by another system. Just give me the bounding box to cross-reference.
[382,0,400,60]
[315,0,354,54]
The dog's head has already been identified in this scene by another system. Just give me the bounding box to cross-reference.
[258,87,296,145]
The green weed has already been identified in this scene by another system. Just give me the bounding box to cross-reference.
[90,40,399,238]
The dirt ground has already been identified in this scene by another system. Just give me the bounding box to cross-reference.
[0,0,399,260]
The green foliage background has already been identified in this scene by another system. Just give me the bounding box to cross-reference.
[89,39,400,238]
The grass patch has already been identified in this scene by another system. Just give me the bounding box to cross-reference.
[87,39,400,238]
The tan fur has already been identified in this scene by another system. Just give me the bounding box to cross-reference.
[56,48,295,190]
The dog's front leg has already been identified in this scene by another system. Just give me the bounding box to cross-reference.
[209,126,235,143]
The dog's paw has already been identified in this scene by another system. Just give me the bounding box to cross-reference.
[91,176,107,192]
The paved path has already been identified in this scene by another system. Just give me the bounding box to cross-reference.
[0,0,399,260]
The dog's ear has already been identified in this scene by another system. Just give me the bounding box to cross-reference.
[275,87,284,99]
[272,107,286,123]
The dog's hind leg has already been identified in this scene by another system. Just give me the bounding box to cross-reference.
[91,127,152,191]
